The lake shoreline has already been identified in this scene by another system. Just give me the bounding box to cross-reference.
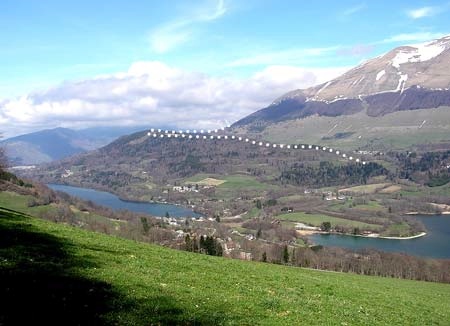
[47,183,202,218]
[299,230,427,240]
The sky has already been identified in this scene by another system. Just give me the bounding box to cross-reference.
[1,0,449,137]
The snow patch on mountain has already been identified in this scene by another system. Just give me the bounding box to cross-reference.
[376,70,385,81]
[395,74,408,93]
[316,81,331,95]
[391,40,447,69]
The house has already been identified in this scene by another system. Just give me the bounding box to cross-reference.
[172,185,199,193]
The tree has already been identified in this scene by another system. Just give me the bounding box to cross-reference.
[256,199,262,209]
[184,234,192,251]
[165,211,170,218]
[321,221,331,232]
[262,251,267,262]
[141,217,150,234]
[283,245,289,264]
[0,135,8,173]
[256,227,262,239]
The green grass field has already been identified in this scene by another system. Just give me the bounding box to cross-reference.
[277,211,381,230]
[0,191,55,216]
[1,206,449,325]
[185,173,275,199]
[0,191,120,230]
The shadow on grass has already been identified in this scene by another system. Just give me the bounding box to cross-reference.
[0,207,227,325]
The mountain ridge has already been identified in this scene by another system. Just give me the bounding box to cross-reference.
[232,35,450,149]
[1,126,147,165]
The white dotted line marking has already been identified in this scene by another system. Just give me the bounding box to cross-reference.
[146,128,367,164]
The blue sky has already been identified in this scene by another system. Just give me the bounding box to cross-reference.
[1,0,449,136]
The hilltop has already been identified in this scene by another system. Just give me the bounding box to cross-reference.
[1,206,450,325]
[1,126,146,166]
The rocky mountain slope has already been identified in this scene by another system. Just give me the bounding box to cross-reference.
[233,35,450,149]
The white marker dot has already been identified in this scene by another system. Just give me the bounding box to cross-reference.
[245,138,249,142]
[175,134,179,138]
[322,147,326,151]
[287,145,291,149]
[186,129,190,133]
[259,142,263,146]
[182,134,185,138]
[231,135,236,139]
[280,144,284,148]
[224,135,228,140]
[207,130,211,133]
[273,144,277,148]
[165,130,169,134]
[203,135,207,139]
[356,158,360,163]
[349,156,353,160]
[168,134,172,138]
[342,154,346,158]
[329,148,333,152]
[217,136,221,139]
[252,140,256,145]
[238,137,242,141]
[362,161,367,165]
[196,135,199,139]
[188,135,193,139]
[157,129,161,132]
[147,132,151,136]
[210,135,214,139]
[193,129,197,134]
[336,151,340,155]
[315,146,319,150]
[160,134,164,138]
[153,133,157,137]
[171,130,175,134]
[266,143,270,147]
[200,129,204,133]
[214,129,218,133]
[308,145,312,149]
[294,145,298,149]
[150,128,154,132]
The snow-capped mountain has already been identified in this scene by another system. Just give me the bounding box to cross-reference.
[302,34,450,101]
[233,35,450,128]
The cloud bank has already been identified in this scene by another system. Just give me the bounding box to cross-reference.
[0,62,348,138]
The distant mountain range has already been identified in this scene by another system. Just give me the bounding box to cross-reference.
[1,126,147,165]
[233,35,450,150]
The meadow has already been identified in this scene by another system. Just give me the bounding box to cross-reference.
[2,206,449,325]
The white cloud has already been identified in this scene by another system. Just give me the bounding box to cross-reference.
[341,3,366,17]
[381,32,447,44]
[149,0,227,53]
[406,6,437,19]
[0,61,348,138]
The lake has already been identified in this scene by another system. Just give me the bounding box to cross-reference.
[309,215,450,259]
[48,184,202,218]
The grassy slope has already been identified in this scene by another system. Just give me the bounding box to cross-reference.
[0,191,119,230]
[1,206,449,325]
[277,212,381,230]
[259,107,450,150]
